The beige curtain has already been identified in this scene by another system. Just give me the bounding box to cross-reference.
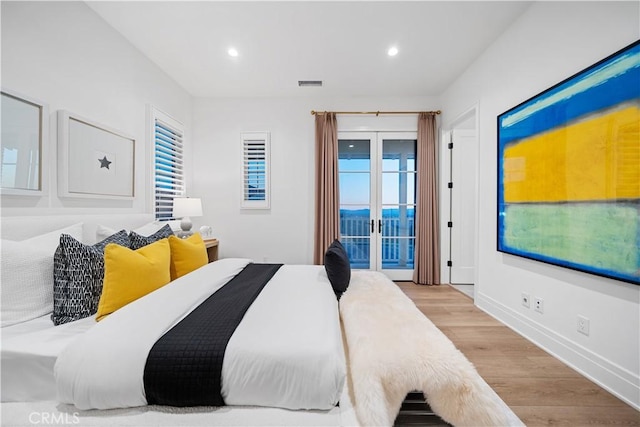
[313,112,340,265]
[413,113,441,285]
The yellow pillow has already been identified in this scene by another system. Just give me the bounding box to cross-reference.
[96,239,171,321]
[168,234,208,280]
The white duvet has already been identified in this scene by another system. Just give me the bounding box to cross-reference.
[54,259,345,411]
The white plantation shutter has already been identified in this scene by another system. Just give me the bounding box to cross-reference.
[241,132,270,209]
[153,109,185,220]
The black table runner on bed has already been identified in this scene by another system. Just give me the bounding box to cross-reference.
[143,263,282,407]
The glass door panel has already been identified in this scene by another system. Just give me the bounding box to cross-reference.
[380,136,417,277]
[339,173,369,204]
[382,139,417,172]
[338,136,374,269]
[338,139,371,170]
[381,172,416,204]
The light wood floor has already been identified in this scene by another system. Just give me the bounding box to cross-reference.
[396,282,640,427]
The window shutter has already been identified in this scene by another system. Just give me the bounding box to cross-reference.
[241,132,270,209]
[153,111,185,220]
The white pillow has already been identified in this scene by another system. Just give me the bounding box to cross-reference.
[23,223,84,248]
[96,221,178,242]
[0,223,84,328]
[1,240,55,327]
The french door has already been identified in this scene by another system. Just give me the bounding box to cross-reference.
[338,131,417,280]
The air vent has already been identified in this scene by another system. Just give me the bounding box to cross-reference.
[298,80,323,87]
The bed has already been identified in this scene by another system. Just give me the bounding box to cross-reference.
[2,315,95,402]
[3,260,345,410]
[1,214,522,427]
[1,215,357,426]
[55,259,345,411]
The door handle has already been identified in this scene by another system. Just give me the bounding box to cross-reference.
[371,219,374,233]
[378,219,382,234]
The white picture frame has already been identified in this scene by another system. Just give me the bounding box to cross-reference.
[58,110,135,199]
[0,89,49,196]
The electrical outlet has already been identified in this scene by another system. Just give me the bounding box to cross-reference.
[521,293,530,308]
[578,315,590,336]
[534,297,544,313]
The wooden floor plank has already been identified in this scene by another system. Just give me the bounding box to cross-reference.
[510,406,640,426]
[395,281,640,426]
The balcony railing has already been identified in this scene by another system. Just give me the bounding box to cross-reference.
[340,212,415,269]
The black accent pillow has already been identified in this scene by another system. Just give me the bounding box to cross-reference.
[129,224,174,250]
[52,230,130,326]
[324,239,351,299]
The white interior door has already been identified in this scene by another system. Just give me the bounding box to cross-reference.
[338,132,416,280]
[449,129,477,284]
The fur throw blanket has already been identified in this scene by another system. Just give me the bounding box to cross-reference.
[340,271,510,427]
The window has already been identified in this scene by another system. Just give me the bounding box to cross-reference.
[152,108,184,221]
[241,132,270,209]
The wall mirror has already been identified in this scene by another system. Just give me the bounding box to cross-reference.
[1,89,48,196]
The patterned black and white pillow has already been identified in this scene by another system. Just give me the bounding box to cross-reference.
[52,230,129,326]
[128,224,174,250]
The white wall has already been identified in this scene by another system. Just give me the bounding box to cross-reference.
[439,1,640,408]
[191,95,438,263]
[1,1,192,217]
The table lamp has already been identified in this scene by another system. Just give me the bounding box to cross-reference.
[173,197,203,238]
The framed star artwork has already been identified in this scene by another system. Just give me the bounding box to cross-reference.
[58,110,135,199]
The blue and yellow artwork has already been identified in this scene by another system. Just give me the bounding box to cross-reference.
[497,40,640,285]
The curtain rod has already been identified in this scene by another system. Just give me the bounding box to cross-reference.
[310,110,441,116]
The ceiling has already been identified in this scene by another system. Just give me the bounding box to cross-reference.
[87,1,532,98]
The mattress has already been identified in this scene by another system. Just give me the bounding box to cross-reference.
[1,315,95,402]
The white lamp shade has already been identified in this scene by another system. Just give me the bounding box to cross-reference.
[173,197,203,218]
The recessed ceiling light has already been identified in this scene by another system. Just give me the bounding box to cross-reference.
[387,46,399,57]
[349,144,354,148]
[228,47,239,57]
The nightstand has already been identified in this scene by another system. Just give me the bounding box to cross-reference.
[203,238,219,263]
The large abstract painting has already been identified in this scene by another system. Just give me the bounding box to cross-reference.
[497,40,640,285]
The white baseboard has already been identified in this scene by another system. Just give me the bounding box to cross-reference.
[475,291,640,411]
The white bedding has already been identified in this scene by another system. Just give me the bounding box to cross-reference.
[55,259,346,411]
[222,264,346,409]
[1,315,95,402]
